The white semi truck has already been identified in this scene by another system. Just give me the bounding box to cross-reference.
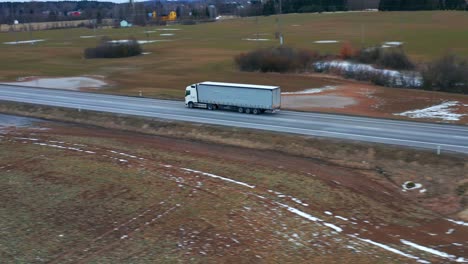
[185,81,281,114]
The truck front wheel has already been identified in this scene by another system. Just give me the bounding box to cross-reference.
[188,102,194,108]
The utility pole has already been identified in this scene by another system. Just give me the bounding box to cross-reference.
[360,23,365,48]
[277,0,283,45]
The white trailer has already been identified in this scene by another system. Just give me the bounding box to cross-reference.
[185,81,281,114]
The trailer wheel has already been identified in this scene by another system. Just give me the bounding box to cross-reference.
[238,107,244,113]
[245,108,251,114]
[252,108,260,115]
[207,104,214,110]
[188,102,194,108]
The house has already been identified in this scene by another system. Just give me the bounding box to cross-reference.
[120,20,132,27]
[161,11,177,21]
[67,11,82,17]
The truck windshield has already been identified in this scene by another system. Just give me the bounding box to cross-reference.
[185,90,191,96]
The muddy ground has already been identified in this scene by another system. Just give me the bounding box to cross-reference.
[0,115,466,263]
[281,76,468,125]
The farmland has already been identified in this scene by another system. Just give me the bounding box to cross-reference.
[0,11,467,98]
[0,115,467,263]
[1,10,468,264]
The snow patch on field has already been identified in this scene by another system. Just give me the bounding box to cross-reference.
[243,38,271,41]
[80,36,97,39]
[3,39,45,45]
[181,168,256,189]
[383,41,404,46]
[276,202,342,233]
[314,60,422,88]
[396,101,466,121]
[402,181,423,191]
[446,219,468,227]
[282,86,337,95]
[109,39,170,44]
[401,239,467,263]
[1,77,107,90]
[160,33,175,36]
[314,40,339,44]
[352,236,430,263]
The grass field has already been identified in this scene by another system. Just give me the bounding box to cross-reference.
[0,115,467,263]
[0,11,467,99]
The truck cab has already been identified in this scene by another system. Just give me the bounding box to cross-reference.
[185,84,198,108]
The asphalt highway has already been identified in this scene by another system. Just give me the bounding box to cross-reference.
[1,84,467,154]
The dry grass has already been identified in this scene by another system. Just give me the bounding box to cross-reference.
[0,11,467,100]
[0,109,466,262]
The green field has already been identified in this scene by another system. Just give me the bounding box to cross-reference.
[0,11,467,98]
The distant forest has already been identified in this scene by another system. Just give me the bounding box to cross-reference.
[0,1,116,24]
[262,0,347,15]
[0,0,466,25]
[378,0,467,10]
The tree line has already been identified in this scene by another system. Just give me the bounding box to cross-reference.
[379,0,467,11]
[262,0,347,15]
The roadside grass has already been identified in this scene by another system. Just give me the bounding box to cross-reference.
[0,101,465,218]
[0,11,467,99]
[0,125,403,263]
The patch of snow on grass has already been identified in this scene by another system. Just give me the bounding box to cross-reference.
[109,39,168,44]
[282,86,337,95]
[160,33,174,36]
[159,28,181,31]
[277,202,342,232]
[80,36,97,39]
[401,239,466,263]
[181,168,255,189]
[335,215,349,221]
[402,181,422,191]
[4,39,46,45]
[1,77,107,90]
[109,150,140,159]
[446,219,468,227]
[352,236,430,263]
[314,60,422,87]
[243,38,271,41]
[396,101,465,121]
[384,41,404,46]
[314,40,339,44]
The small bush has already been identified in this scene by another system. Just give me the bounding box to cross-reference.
[422,54,468,94]
[235,46,320,73]
[354,46,414,70]
[377,48,415,70]
[340,42,357,60]
[405,182,416,189]
[84,36,142,59]
[355,47,382,64]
